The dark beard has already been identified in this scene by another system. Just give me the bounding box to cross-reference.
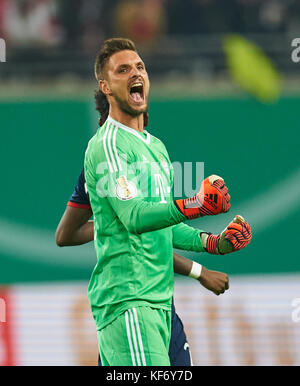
[114,94,148,118]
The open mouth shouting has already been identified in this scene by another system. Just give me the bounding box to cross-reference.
[129,80,145,106]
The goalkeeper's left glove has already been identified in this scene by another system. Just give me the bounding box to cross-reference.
[201,215,252,255]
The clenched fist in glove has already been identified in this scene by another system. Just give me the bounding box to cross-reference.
[175,175,231,219]
[201,215,252,255]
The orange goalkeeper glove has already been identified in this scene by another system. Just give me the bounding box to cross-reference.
[175,175,231,219]
[202,215,252,255]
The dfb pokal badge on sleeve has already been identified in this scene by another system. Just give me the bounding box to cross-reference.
[116,175,137,201]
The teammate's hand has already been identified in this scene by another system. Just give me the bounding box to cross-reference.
[175,175,230,220]
[203,215,252,255]
[198,266,229,296]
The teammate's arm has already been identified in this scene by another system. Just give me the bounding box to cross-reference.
[56,206,93,247]
[173,252,229,296]
[56,168,93,247]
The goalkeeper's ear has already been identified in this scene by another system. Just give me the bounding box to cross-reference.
[99,79,112,96]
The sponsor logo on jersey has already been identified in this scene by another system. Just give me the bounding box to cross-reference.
[116,175,137,201]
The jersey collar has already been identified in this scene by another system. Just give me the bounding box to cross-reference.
[107,116,151,145]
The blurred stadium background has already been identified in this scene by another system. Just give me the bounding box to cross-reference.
[0,0,300,366]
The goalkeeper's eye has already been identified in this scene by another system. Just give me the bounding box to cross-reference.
[119,67,128,73]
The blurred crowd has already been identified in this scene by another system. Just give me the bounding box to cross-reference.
[0,0,299,51]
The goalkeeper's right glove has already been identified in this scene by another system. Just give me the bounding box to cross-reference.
[174,175,231,219]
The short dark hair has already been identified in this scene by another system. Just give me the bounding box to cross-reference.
[94,38,137,81]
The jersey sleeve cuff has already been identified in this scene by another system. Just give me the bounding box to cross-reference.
[171,201,188,223]
[67,201,91,209]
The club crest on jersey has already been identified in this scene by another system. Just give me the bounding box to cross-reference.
[116,175,137,201]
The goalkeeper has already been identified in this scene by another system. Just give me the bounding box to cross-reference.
[83,37,252,366]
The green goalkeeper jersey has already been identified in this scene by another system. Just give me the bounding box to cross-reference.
[84,116,204,330]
